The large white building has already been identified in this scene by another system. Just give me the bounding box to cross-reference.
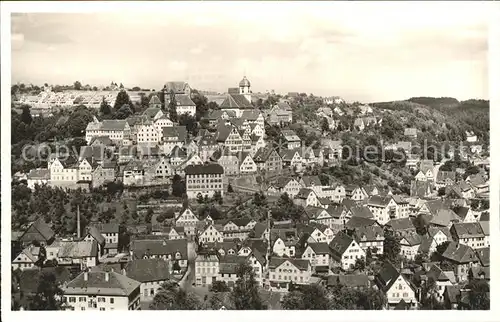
[185,164,225,199]
[62,271,141,311]
[85,117,131,145]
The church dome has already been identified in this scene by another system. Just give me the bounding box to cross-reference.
[239,76,251,87]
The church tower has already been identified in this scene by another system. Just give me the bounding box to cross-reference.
[239,76,252,103]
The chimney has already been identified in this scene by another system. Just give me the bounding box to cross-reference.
[83,272,88,281]
[77,205,81,239]
[105,272,109,282]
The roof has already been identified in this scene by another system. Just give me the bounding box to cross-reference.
[345,216,377,229]
[98,120,129,131]
[252,222,268,238]
[239,76,251,87]
[401,233,422,246]
[176,94,196,107]
[479,221,489,236]
[295,188,315,199]
[375,261,404,292]
[329,231,355,260]
[352,225,384,242]
[385,218,415,231]
[349,206,373,219]
[123,258,171,282]
[281,129,300,141]
[218,256,247,274]
[20,218,55,243]
[453,206,470,220]
[437,171,456,182]
[162,126,187,141]
[240,109,261,121]
[269,257,310,271]
[426,264,453,282]
[220,94,253,109]
[301,176,322,187]
[430,209,462,227]
[185,163,224,175]
[86,226,105,245]
[441,242,478,264]
[306,242,331,255]
[58,240,98,258]
[27,168,50,180]
[143,107,162,118]
[130,239,188,259]
[452,222,484,238]
[63,271,141,296]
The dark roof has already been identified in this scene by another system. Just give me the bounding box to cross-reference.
[296,188,315,199]
[349,206,373,219]
[375,261,401,292]
[130,239,187,259]
[162,126,188,141]
[63,271,141,296]
[164,81,189,94]
[475,247,490,266]
[301,176,322,187]
[218,256,247,274]
[220,94,253,109]
[90,222,119,234]
[328,231,355,260]
[252,222,268,238]
[269,257,310,271]
[176,94,196,107]
[185,163,224,175]
[453,206,470,220]
[307,242,331,255]
[345,217,377,229]
[367,195,392,207]
[86,226,105,245]
[143,107,162,118]
[426,264,452,282]
[451,222,484,238]
[20,218,55,243]
[352,225,384,242]
[123,258,171,282]
[58,240,98,258]
[441,242,478,264]
[385,218,415,231]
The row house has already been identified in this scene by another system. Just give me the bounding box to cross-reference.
[351,225,385,255]
[450,222,486,249]
[266,177,302,197]
[280,130,301,149]
[161,126,188,155]
[329,232,366,271]
[174,207,199,236]
[253,146,283,173]
[268,257,312,292]
[301,243,332,271]
[219,218,257,240]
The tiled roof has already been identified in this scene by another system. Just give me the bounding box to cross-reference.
[301,176,322,187]
[130,239,187,259]
[441,242,478,264]
[430,209,462,227]
[307,242,331,255]
[241,109,261,121]
[123,258,171,282]
[176,94,196,107]
[90,222,119,234]
[349,206,373,219]
[352,225,384,242]
[296,188,314,199]
[401,233,422,246]
[185,163,224,175]
[21,218,55,242]
[385,218,415,231]
[475,247,489,266]
[58,240,98,258]
[375,261,401,292]
[329,231,355,260]
[367,195,392,207]
[143,107,162,118]
[269,257,310,271]
[218,255,247,274]
[27,168,50,180]
[345,217,377,229]
[100,120,128,131]
[452,222,484,238]
[63,271,141,296]
[220,94,253,109]
[86,226,105,245]
[164,81,189,94]
[162,126,187,141]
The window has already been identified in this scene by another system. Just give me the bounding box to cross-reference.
[81,307,86,311]
[100,308,105,311]
[110,298,114,304]
[69,297,76,303]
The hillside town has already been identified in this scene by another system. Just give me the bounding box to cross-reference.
[10,76,490,311]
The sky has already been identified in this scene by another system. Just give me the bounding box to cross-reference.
[10,2,489,102]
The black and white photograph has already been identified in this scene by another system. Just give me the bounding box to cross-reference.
[1,1,498,317]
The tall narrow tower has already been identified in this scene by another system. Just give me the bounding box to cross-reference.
[239,76,252,103]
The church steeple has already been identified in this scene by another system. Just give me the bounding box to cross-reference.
[239,76,251,103]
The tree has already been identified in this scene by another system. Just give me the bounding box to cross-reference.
[467,280,490,310]
[115,104,133,119]
[437,187,446,196]
[68,137,88,155]
[21,105,33,124]
[227,183,234,193]
[197,193,204,204]
[168,90,178,122]
[191,90,209,120]
[353,257,366,271]
[230,262,264,310]
[73,81,82,90]
[99,97,111,115]
[171,174,185,197]
[211,281,230,293]
[420,277,444,309]
[383,229,401,265]
[27,272,65,310]
[145,208,154,224]
[212,191,223,205]
[321,117,329,133]
[150,281,202,310]
[253,191,267,207]
[282,284,331,310]
[413,214,429,236]
[114,90,133,111]
[178,114,199,136]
